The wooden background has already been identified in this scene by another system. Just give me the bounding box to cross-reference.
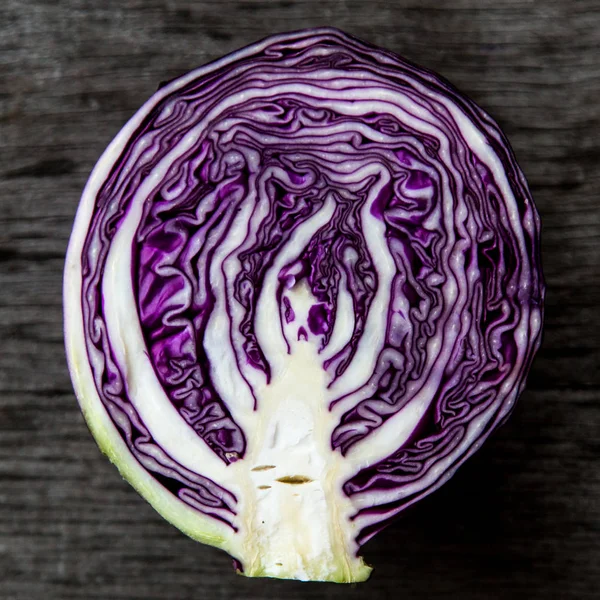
[1,1,598,598]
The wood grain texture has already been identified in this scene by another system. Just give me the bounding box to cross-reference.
[0,0,598,598]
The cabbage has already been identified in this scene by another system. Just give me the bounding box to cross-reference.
[63,28,544,583]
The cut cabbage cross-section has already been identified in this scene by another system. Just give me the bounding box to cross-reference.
[64,28,544,583]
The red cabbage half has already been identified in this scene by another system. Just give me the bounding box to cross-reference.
[64,28,544,582]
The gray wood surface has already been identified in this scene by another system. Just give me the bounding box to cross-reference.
[1,1,598,598]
